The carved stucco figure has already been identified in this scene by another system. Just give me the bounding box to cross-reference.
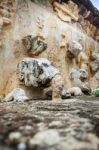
[67,41,83,59]
[53,1,78,22]
[17,57,64,101]
[67,40,89,81]
[70,68,91,95]
[22,35,47,56]
[90,51,99,80]
[67,40,89,72]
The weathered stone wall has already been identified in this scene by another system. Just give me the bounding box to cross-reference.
[0,0,99,99]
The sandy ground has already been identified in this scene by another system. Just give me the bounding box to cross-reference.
[0,97,99,150]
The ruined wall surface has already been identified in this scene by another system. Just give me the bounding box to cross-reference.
[0,0,99,98]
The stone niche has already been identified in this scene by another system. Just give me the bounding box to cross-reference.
[0,0,99,99]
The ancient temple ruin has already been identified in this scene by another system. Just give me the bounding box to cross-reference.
[0,1,99,150]
[0,0,99,100]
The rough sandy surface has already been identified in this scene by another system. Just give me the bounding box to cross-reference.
[0,97,99,150]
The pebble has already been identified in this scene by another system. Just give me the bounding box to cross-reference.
[37,122,48,131]
[19,125,33,131]
[17,143,26,150]
[29,130,61,148]
[49,121,63,128]
[19,125,34,136]
[9,132,22,143]
[67,87,83,96]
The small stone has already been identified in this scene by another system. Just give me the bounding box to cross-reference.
[29,130,61,148]
[17,143,26,150]
[25,125,33,131]
[49,121,63,128]
[67,87,83,96]
[62,90,71,99]
[19,125,34,136]
[19,125,33,131]
[4,88,29,102]
[9,132,22,143]
[37,122,48,131]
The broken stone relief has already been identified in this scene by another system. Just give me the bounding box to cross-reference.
[17,57,66,101]
[67,41,83,59]
[70,68,91,95]
[90,51,99,81]
[17,58,59,87]
[67,40,89,74]
[22,35,47,56]
[67,41,91,94]
[53,1,79,22]
[52,0,99,42]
